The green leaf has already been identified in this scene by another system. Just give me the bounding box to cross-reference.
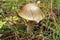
[0,23,3,29]
[13,16,19,21]
[54,33,60,40]
[0,22,4,29]
[56,0,60,8]
[58,16,60,21]
[56,25,60,33]
[3,18,9,22]
[25,0,30,3]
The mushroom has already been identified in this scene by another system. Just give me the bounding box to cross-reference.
[19,3,45,34]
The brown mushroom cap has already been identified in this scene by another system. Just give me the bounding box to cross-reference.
[19,3,45,23]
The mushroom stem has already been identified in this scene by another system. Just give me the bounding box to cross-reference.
[27,24,33,34]
[26,22,35,34]
[27,25,32,34]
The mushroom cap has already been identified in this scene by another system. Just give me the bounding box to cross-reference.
[19,3,45,23]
